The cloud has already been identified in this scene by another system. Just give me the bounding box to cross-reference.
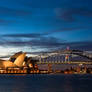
[0,6,31,16]
[55,8,92,22]
[0,33,92,52]
[46,26,92,35]
[0,34,65,51]
[0,6,32,25]
[4,37,64,47]
[63,41,92,51]
[3,33,46,38]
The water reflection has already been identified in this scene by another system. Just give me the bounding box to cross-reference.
[0,74,92,92]
[63,76,73,92]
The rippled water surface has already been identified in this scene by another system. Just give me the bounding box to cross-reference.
[0,74,92,92]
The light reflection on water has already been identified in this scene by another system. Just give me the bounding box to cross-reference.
[0,74,92,92]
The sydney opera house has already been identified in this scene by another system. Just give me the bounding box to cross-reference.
[0,52,39,74]
[0,52,26,68]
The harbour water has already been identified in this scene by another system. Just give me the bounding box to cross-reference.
[0,74,92,92]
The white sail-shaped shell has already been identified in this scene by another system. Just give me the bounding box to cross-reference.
[14,53,26,67]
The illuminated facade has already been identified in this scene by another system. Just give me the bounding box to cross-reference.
[0,52,26,68]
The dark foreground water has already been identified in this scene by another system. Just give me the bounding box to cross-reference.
[0,74,92,92]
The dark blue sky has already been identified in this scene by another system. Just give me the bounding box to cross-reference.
[0,0,92,55]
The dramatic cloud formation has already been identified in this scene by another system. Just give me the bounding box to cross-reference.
[0,35,64,48]
[64,41,92,51]
[46,26,92,34]
[0,33,92,52]
[0,0,91,56]
[55,8,92,22]
[3,33,46,38]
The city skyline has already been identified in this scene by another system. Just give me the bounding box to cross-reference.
[0,0,92,57]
